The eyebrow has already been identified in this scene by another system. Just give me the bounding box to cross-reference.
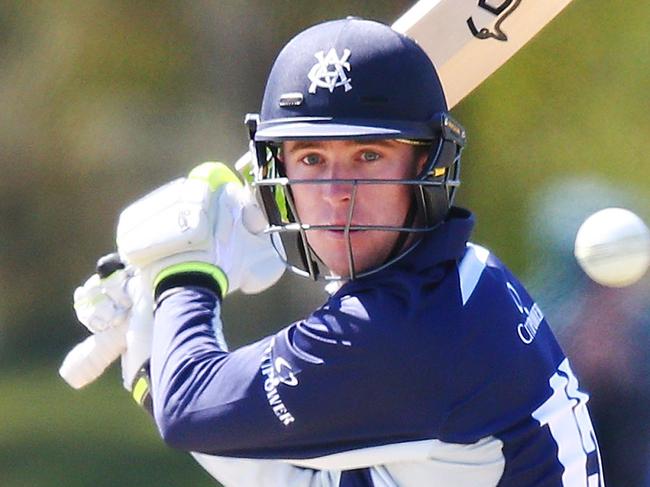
[285,139,397,152]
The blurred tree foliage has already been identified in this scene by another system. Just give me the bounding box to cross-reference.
[0,1,648,486]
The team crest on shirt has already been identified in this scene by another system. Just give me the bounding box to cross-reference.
[308,48,352,94]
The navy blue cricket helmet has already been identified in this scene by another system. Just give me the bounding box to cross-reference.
[245,17,466,280]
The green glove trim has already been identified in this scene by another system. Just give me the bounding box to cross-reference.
[276,186,289,222]
[132,375,149,405]
[131,361,153,416]
[154,262,228,297]
[188,161,242,191]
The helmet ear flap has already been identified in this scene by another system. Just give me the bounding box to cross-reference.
[436,140,460,170]
[415,114,465,226]
[417,184,451,227]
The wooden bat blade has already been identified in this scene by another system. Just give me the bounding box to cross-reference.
[393,0,574,108]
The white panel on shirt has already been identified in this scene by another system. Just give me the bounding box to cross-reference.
[457,243,490,306]
[192,452,342,487]
[285,435,504,486]
[192,435,504,486]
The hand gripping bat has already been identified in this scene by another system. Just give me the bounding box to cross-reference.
[59,254,135,389]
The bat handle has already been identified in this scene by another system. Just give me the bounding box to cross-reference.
[96,252,125,278]
[59,324,127,389]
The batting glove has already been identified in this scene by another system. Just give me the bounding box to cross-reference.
[116,162,284,300]
[65,254,155,394]
[73,264,132,334]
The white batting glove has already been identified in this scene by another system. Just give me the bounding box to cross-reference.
[119,272,154,392]
[214,174,286,294]
[63,256,155,394]
[116,161,284,299]
[62,258,136,389]
[73,267,133,334]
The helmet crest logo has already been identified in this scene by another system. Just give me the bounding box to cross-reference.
[307,48,352,94]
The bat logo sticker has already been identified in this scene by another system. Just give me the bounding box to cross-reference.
[467,0,523,42]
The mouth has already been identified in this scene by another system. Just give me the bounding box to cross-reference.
[322,227,365,240]
[325,222,359,230]
[305,221,369,238]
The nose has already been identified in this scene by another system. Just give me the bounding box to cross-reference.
[321,166,355,205]
[322,182,354,205]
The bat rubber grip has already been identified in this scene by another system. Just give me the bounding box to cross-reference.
[59,324,127,389]
[96,252,125,279]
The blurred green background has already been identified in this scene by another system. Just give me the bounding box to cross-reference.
[0,1,648,486]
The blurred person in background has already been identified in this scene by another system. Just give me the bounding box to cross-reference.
[565,280,650,486]
[527,178,650,486]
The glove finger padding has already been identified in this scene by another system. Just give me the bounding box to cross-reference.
[101,268,133,308]
[216,182,285,294]
[239,184,286,293]
[73,269,132,333]
[238,236,285,294]
[241,186,268,235]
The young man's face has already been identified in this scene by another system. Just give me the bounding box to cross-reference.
[282,139,427,277]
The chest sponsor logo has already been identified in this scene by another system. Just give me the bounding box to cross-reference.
[507,282,544,344]
[260,342,298,426]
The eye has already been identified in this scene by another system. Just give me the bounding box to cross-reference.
[300,153,322,166]
[361,151,380,162]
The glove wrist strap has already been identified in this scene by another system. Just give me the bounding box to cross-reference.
[154,262,228,299]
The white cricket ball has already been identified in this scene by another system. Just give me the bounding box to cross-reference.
[574,207,650,287]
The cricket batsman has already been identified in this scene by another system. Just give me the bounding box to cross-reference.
[69,18,604,486]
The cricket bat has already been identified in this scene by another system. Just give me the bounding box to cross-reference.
[60,0,575,389]
[392,0,573,109]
